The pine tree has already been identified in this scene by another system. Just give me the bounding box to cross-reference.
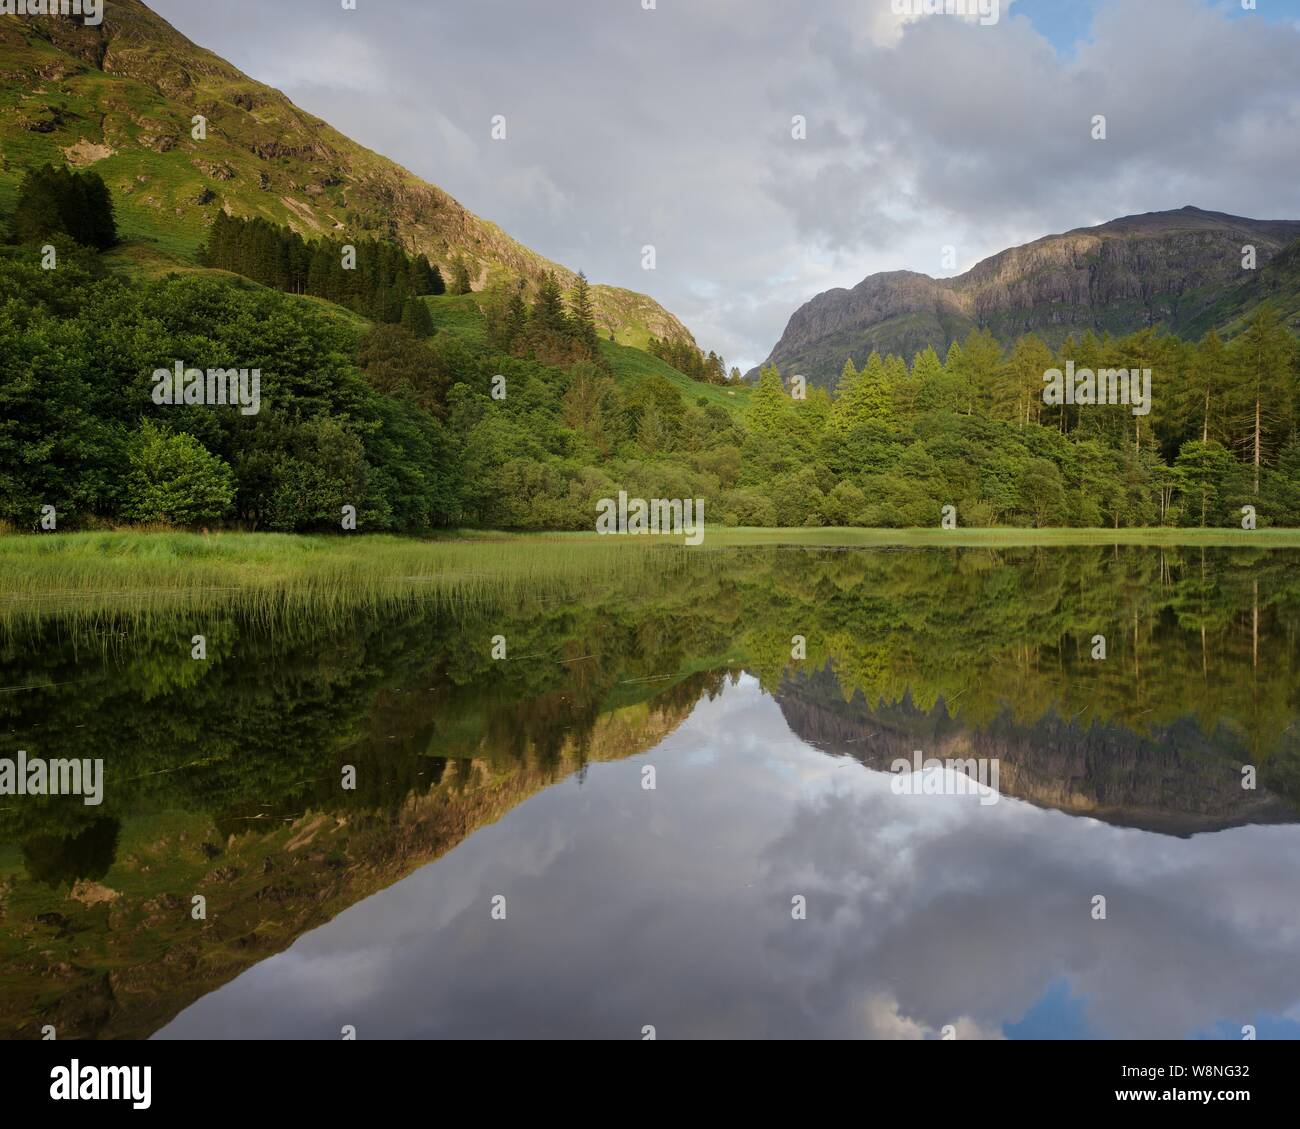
[836,357,859,396]
[1176,331,1231,445]
[408,253,436,296]
[9,164,116,249]
[959,329,1005,417]
[831,351,892,432]
[746,365,790,435]
[568,271,600,357]
[1007,334,1054,427]
[531,273,569,335]
[503,287,528,350]
[450,256,473,295]
[400,296,435,338]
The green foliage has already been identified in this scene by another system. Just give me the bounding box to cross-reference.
[8,164,117,250]
[124,421,235,525]
[400,296,435,338]
[647,335,727,384]
[1,176,1297,535]
[199,212,442,324]
[449,256,473,295]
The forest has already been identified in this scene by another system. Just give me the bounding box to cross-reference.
[2,174,1298,533]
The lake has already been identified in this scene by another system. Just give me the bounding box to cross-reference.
[3,544,1299,1039]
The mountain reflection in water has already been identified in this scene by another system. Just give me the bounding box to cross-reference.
[3,545,1299,1039]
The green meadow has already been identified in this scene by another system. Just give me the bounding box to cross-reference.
[5,527,1300,630]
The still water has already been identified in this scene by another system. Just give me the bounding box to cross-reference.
[3,546,1300,1039]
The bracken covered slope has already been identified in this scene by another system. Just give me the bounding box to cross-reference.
[0,0,696,349]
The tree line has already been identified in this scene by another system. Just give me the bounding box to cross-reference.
[6,164,117,250]
[199,211,443,333]
[484,271,602,366]
[647,336,729,385]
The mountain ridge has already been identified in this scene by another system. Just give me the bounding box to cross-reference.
[0,0,696,349]
[753,206,1300,385]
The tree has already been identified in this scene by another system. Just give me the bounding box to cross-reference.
[450,256,473,295]
[531,273,569,336]
[959,329,1005,417]
[830,351,892,432]
[1229,303,1295,494]
[1007,334,1054,427]
[9,164,117,250]
[494,285,528,352]
[899,347,941,419]
[1178,330,1232,446]
[124,422,235,525]
[408,254,439,296]
[400,296,435,338]
[568,271,600,357]
[747,365,790,436]
[1174,440,1236,527]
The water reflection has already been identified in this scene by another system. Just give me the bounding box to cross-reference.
[157,676,1300,1040]
[2,545,1299,1038]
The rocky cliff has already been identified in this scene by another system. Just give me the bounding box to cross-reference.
[754,207,1300,386]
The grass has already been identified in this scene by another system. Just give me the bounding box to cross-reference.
[0,530,689,629]
[424,292,490,346]
[601,337,751,418]
[0,9,695,348]
[4,527,1299,630]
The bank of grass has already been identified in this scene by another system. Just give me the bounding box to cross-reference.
[3,527,1299,627]
[0,530,682,629]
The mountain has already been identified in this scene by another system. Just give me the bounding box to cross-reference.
[0,693,697,1039]
[753,207,1300,386]
[0,0,694,349]
[775,665,1300,837]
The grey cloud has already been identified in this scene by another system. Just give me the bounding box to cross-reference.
[149,0,1300,370]
[157,677,1300,1040]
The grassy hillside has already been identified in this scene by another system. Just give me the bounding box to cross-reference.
[0,0,696,346]
[421,291,752,419]
[90,241,747,418]
[98,241,374,330]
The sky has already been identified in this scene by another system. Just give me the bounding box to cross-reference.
[158,675,1300,1040]
[148,0,1300,370]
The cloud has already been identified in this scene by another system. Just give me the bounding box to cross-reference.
[147,0,1300,370]
[157,678,1300,1040]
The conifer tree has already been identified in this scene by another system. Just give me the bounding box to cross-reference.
[747,365,790,435]
[450,256,473,295]
[400,296,435,337]
[568,271,600,357]
[531,273,569,335]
